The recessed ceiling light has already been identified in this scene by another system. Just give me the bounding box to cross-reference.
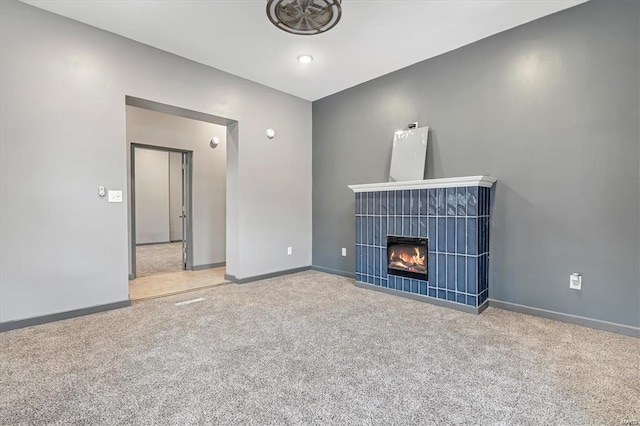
[297,54,313,64]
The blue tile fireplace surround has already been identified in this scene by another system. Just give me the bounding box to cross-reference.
[349,176,497,314]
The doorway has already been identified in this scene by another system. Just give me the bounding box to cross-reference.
[130,144,193,279]
[125,97,235,302]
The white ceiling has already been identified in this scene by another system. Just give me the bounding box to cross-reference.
[23,0,586,101]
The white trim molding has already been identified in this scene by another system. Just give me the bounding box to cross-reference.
[348,176,497,193]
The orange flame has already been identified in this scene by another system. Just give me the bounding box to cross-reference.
[389,245,426,273]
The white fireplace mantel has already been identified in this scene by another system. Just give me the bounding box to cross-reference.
[348,176,497,193]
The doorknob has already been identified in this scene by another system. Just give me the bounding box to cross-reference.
[179,215,185,218]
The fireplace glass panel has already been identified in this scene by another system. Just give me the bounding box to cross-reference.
[387,236,428,280]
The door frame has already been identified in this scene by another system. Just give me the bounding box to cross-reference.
[130,143,194,279]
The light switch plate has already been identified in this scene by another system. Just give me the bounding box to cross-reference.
[108,190,123,203]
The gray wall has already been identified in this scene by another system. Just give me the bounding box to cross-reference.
[134,148,171,245]
[127,106,227,269]
[169,152,183,242]
[0,0,312,323]
[312,0,640,327]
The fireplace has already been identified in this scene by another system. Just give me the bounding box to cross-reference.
[351,176,496,311]
[387,236,428,280]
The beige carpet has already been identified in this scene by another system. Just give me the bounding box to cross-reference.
[1,271,638,424]
[136,242,183,277]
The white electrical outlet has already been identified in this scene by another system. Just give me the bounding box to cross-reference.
[341,248,347,256]
[287,247,292,255]
[570,273,582,290]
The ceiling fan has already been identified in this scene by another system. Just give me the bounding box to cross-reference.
[266,0,343,35]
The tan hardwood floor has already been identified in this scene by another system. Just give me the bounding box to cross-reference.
[129,267,229,301]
